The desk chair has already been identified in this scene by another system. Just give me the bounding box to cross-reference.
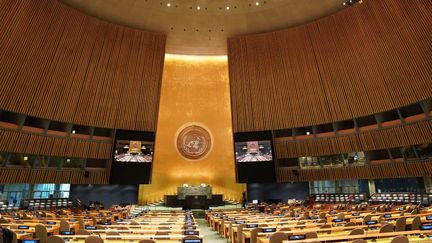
[352,240,366,243]
[395,217,406,232]
[47,235,64,243]
[249,227,263,243]
[379,224,394,233]
[85,236,104,243]
[390,235,409,243]
[268,232,287,243]
[35,224,48,243]
[349,228,364,235]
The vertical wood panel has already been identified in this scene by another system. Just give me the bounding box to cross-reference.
[0,0,165,131]
[228,0,432,132]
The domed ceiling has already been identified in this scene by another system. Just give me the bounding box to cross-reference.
[60,0,346,55]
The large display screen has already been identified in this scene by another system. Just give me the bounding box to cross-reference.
[114,140,153,162]
[235,140,273,162]
[110,130,154,184]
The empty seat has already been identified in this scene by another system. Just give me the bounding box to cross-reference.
[390,235,409,243]
[269,232,287,243]
[395,217,406,232]
[35,224,48,243]
[349,229,364,235]
[85,236,104,243]
[379,224,394,233]
[249,227,263,243]
[411,216,421,230]
[47,236,64,243]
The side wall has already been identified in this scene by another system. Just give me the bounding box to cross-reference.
[228,0,432,132]
[0,0,165,131]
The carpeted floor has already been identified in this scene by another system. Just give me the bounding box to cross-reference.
[196,218,227,243]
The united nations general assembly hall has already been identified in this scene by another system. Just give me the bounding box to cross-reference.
[0,0,431,242]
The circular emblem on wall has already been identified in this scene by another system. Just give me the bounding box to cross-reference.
[176,124,212,160]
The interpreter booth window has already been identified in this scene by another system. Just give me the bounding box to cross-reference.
[0,184,30,205]
[58,184,70,198]
[33,184,55,199]
[320,154,345,167]
[310,180,359,194]
[299,156,320,168]
[345,152,366,165]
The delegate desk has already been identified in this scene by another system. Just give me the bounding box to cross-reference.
[277,230,432,243]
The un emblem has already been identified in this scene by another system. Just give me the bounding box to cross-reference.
[176,124,212,160]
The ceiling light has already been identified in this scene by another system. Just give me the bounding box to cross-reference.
[66,158,71,163]
[255,2,260,6]
[306,132,310,135]
[71,130,76,134]
[167,3,171,7]
[197,6,201,10]
[23,156,28,161]
[226,6,230,10]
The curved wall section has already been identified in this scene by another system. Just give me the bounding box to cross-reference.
[0,0,165,131]
[228,0,432,132]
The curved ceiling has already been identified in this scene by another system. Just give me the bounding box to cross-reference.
[59,0,346,55]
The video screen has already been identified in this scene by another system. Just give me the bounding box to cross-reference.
[235,140,273,162]
[114,140,153,162]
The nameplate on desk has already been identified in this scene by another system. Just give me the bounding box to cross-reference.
[60,231,75,235]
[182,239,202,243]
[18,225,30,230]
[399,207,405,211]
[262,228,276,233]
[420,224,432,230]
[13,217,20,220]
[184,231,199,235]
[46,221,57,225]
[333,219,343,223]
[115,219,122,222]
[85,226,97,230]
[365,220,378,225]
[352,213,360,216]
[246,224,258,228]
[19,240,39,243]
[311,216,318,219]
[384,214,391,218]
[288,235,305,240]
[235,221,245,224]
[102,222,111,225]
[226,218,235,221]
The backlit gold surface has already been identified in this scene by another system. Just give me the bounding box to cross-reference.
[139,55,245,203]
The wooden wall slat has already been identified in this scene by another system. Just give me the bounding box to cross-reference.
[278,160,432,182]
[0,129,111,159]
[275,120,432,158]
[228,0,432,132]
[0,0,165,131]
[0,168,108,184]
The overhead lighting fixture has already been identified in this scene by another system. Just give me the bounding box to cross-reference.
[23,156,28,161]
[71,130,76,134]
[66,158,71,163]
[197,6,201,10]
[306,131,310,135]
[255,2,260,6]
[226,6,230,10]
[167,3,171,7]
[343,0,362,6]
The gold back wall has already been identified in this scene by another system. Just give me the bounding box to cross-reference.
[139,55,245,203]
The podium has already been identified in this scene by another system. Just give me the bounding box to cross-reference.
[164,185,223,209]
